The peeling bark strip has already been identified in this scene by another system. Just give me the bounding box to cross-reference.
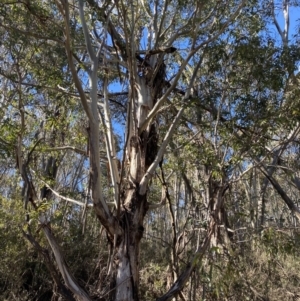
[43,227,92,301]
[22,230,76,301]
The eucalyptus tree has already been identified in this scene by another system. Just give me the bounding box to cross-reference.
[62,1,249,300]
[6,0,300,300]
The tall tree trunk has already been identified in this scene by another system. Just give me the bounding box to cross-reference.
[106,41,167,297]
[113,188,148,300]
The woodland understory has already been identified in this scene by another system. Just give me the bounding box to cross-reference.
[1,0,300,300]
